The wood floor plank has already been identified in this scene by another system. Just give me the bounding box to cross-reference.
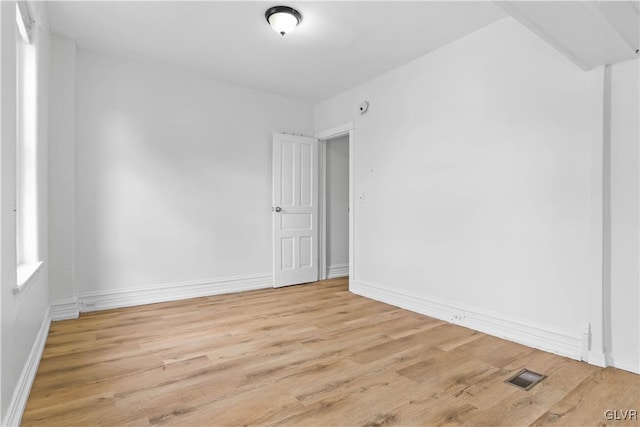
[530,368,640,426]
[22,277,640,427]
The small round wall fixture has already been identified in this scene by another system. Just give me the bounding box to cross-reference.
[265,6,302,36]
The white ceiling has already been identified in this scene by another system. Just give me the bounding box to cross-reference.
[47,1,506,101]
[498,1,640,70]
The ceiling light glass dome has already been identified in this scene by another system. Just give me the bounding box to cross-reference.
[265,6,302,36]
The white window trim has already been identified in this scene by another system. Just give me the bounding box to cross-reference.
[16,1,41,279]
[14,261,43,294]
[16,1,33,43]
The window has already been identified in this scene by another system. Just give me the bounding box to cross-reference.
[15,1,40,290]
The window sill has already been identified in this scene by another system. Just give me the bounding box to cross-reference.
[14,261,43,295]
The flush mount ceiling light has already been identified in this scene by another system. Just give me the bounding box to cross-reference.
[265,6,302,36]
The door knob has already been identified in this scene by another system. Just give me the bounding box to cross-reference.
[274,207,282,212]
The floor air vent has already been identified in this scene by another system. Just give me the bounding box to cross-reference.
[505,369,546,391]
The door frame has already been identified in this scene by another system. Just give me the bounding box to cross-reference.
[315,121,355,282]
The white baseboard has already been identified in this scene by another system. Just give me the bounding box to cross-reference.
[608,354,639,374]
[588,350,608,368]
[350,280,584,362]
[77,273,273,312]
[327,263,349,279]
[50,297,80,321]
[2,308,51,427]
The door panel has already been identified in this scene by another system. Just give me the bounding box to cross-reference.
[273,133,319,287]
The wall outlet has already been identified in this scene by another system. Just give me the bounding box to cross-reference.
[451,314,466,322]
[81,302,95,311]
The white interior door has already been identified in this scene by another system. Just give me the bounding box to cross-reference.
[272,133,319,287]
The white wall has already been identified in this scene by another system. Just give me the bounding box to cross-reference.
[608,58,639,373]
[71,50,313,301]
[326,136,349,273]
[315,17,609,364]
[48,35,76,307]
[1,1,51,423]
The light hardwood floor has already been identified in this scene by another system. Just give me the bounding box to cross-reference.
[23,278,639,426]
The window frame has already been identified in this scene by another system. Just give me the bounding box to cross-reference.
[14,1,42,293]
